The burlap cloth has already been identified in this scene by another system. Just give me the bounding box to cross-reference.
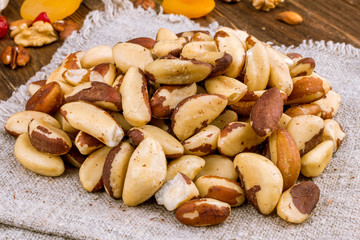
[0,0,359,239]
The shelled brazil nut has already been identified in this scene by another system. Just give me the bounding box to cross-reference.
[5,26,346,226]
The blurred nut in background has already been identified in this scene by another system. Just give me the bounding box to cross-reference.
[1,45,30,69]
[252,0,284,11]
[134,0,155,10]
[52,20,81,41]
[14,21,58,47]
[276,11,303,25]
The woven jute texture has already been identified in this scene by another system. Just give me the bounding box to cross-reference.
[0,1,359,239]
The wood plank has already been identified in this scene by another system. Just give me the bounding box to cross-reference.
[0,0,359,101]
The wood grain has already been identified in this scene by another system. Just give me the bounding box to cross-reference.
[0,0,359,101]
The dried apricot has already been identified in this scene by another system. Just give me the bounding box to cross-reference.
[162,0,215,19]
[20,0,82,22]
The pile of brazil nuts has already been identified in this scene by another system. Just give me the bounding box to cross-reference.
[5,27,346,226]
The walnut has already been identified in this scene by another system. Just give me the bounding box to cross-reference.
[14,21,58,47]
[252,0,284,11]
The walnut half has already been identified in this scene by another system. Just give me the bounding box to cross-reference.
[252,0,284,11]
[14,21,58,47]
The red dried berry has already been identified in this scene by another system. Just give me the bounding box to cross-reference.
[33,12,51,24]
[0,15,9,38]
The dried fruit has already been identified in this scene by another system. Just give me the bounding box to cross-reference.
[33,12,51,24]
[20,0,82,22]
[0,15,8,38]
[162,0,215,19]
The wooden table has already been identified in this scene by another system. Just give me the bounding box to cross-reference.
[1,0,359,101]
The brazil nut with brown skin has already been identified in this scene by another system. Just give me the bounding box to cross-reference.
[128,124,184,159]
[102,142,134,199]
[120,67,151,127]
[171,94,228,141]
[286,73,331,105]
[65,81,122,111]
[268,127,301,191]
[286,115,324,156]
[182,125,220,156]
[60,101,124,147]
[122,137,167,206]
[75,130,104,155]
[112,42,153,73]
[79,146,113,192]
[26,81,64,115]
[144,58,212,85]
[217,122,266,157]
[150,83,197,119]
[234,152,283,215]
[250,87,284,137]
[214,27,246,78]
[175,198,231,226]
[195,175,245,207]
[277,181,320,223]
[5,111,60,137]
[89,63,116,85]
[210,109,238,130]
[28,118,72,156]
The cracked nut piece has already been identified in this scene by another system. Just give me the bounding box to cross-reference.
[175,198,231,226]
[155,172,199,211]
[74,130,104,155]
[195,175,245,207]
[14,21,58,47]
[322,119,345,153]
[277,181,320,223]
[166,155,205,181]
[14,134,65,177]
[252,0,284,11]
[234,152,283,215]
[276,11,303,25]
[1,45,30,69]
